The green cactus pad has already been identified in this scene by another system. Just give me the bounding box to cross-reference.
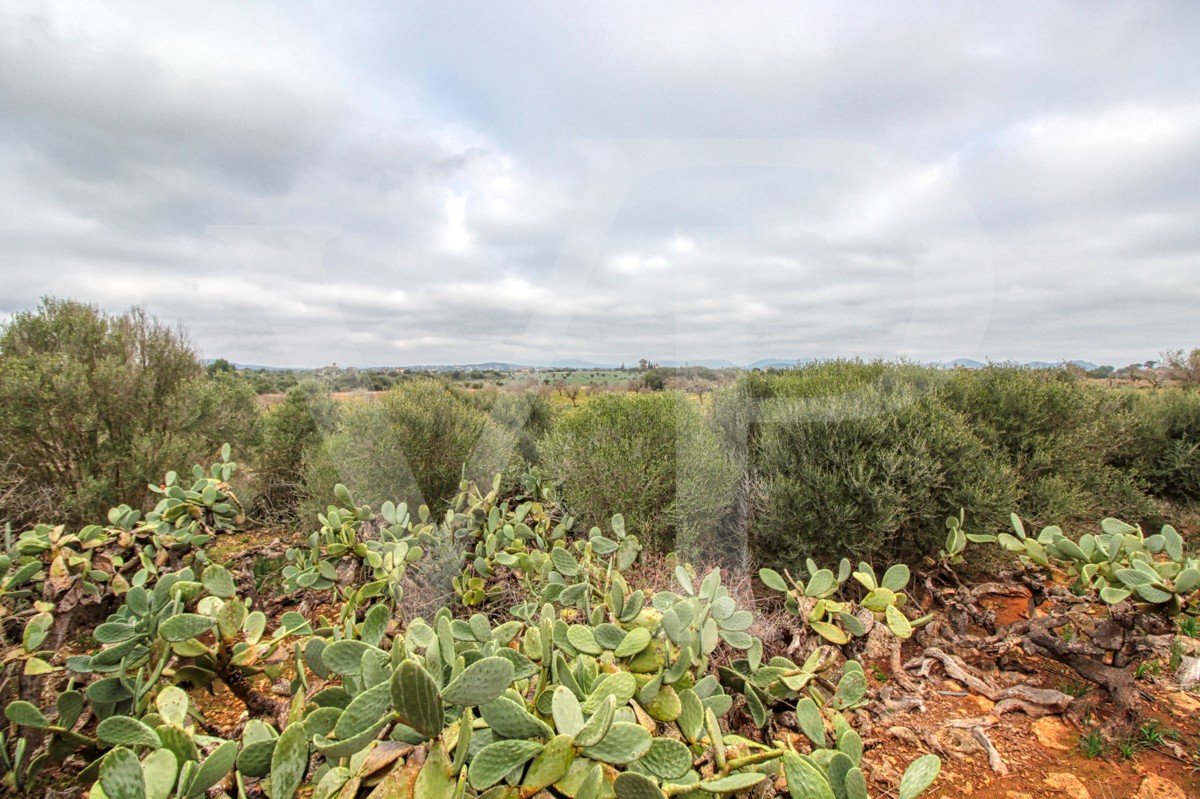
[96,716,161,748]
[552,686,585,737]
[612,627,651,659]
[313,717,390,759]
[99,747,146,799]
[574,696,616,748]
[645,685,681,722]
[391,660,444,739]
[594,623,628,651]
[614,772,664,799]
[142,749,179,799]
[186,739,238,798]
[699,772,766,793]
[321,639,376,676]
[4,700,48,729]
[269,722,310,799]
[442,656,516,706]
[582,672,636,714]
[236,738,277,778]
[581,722,651,764]
[837,729,863,765]
[468,739,543,790]
[568,625,603,655]
[898,754,941,799]
[843,767,869,799]
[676,689,704,742]
[522,734,576,794]
[158,613,217,642]
[334,681,394,741]
[782,751,834,799]
[481,696,554,740]
[156,724,201,765]
[414,740,455,799]
[637,738,691,780]
[794,697,826,748]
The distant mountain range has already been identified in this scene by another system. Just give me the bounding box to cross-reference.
[207,357,1105,373]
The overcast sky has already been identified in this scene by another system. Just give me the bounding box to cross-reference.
[1,2,1197,367]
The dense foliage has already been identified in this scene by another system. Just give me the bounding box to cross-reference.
[0,300,259,527]
[540,392,737,557]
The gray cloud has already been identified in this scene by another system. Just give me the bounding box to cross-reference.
[1,1,1198,368]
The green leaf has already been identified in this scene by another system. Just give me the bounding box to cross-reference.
[97,716,161,748]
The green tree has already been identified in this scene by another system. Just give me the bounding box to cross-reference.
[0,298,260,525]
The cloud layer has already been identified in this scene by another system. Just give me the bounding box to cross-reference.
[2,1,1198,367]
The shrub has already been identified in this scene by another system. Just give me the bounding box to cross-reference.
[1128,388,1200,502]
[0,298,260,526]
[251,382,339,522]
[539,391,737,556]
[305,379,518,513]
[939,366,1155,523]
[725,363,1016,568]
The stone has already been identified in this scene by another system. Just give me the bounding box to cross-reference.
[1134,774,1187,799]
[1176,655,1200,690]
[967,694,996,713]
[1031,716,1073,751]
[1044,773,1091,799]
[1164,691,1200,715]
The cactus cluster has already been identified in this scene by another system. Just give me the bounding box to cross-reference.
[999,514,1198,613]
[759,558,931,646]
[0,463,944,799]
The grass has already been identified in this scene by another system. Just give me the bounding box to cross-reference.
[1078,729,1105,758]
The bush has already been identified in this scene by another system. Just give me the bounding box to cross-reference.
[539,391,737,556]
[251,382,339,522]
[304,379,519,513]
[722,362,1016,568]
[1128,388,1200,502]
[0,298,260,526]
[939,366,1155,523]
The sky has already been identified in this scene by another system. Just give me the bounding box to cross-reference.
[1,2,1198,368]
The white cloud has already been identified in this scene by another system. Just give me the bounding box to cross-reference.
[0,1,1198,367]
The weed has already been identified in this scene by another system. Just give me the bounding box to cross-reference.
[871,664,888,683]
[1138,719,1178,748]
[1061,679,1091,698]
[1078,729,1106,758]
[1180,616,1200,638]
[1134,660,1160,681]
[1113,737,1140,761]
